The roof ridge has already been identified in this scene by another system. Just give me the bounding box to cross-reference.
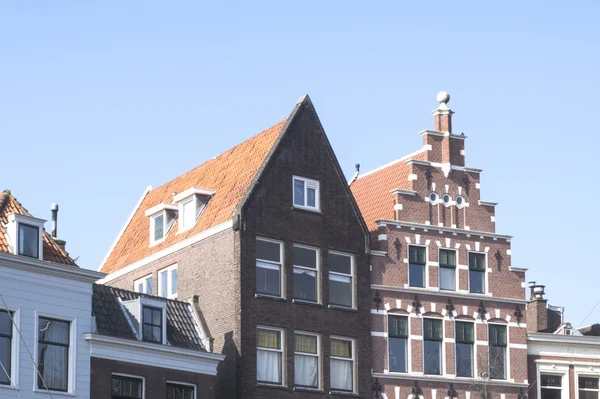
[355,148,427,181]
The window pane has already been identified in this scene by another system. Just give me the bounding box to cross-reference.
[256,262,281,296]
[388,316,408,338]
[143,307,152,322]
[293,246,317,269]
[257,329,281,350]
[439,266,455,290]
[295,334,317,354]
[489,325,507,346]
[388,337,407,372]
[257,350,282,384]
[330,359,353,391]
[307,188,316,208]
[409,263,425,287]
[182,199,195,230]
[19,224,39,258]
[294,179,305,206]
[439,249,456,266]
[489,345,506,379]
[170,268,178,296]
[456,322,474,344]
[580,377,599,389]
[579,391,598,399]
[166,384,194,399]
[0,336,11,385]
[293,268,316,302]
[423,340,441,375]
[38,318,69,345]
[38,344,68,391]
[154,214,164,241]
[456,343,473,377]
[331,339,351,358]
[328,253,351,274]
[424,319,443,341]
[257,240,281,263]
[542,375,562,387]
[0,311,11,336]
[160,271,168,297]
[329,274,352,307]
[145,278,152,295]
[541,389,562,399]
[111,376,143,399]
[469,252,486,271]
[409,246,426,264]
[295,354,318,387]
[469,270,485,293]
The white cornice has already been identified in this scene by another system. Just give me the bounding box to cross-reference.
[375,220,512,241]
[371,372,527,388]
[479,200,498,207]
[390,189,417,196]
[371,250,387,257]
[418,130,468,140]
[100,220,233,283]
[85,333,224,375]
[144,203,178,217]
[509,266,528,272]
[173,187,216,203]
[371,284,527,305]
[528,332,600,346]
[0,252,105,282]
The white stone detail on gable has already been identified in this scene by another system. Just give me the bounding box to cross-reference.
[491,216,496,222]
[505,314,512,322]
[445,184,449,193]
[458,187,463,195]
[506,249,511,255]
[394,203,403,211]
[384,303,391,311]
[405,237,411,244]
[396,299,402,310]
[475,242,480,251]
[495,309,500,318]
[466,244,471,251]
[432,182,436,191]
[378,234,387,241]
[460,149,465,156]
[409,174,418,181]
[425,220,431,225]
[455,243,461,249]
[425,240,431,246]
[424,144,433,151]
[436,241,442,247]
[476,183,481,189]
[415,234,421,244]
[445,238,451,248]
[485,247,490,253]
[431,303,436,312]
[462,306,468,315]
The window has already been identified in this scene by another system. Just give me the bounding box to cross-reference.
[293,245,319,303]
[409,246,426,288]
[456,196,464,208]
[429,192,438,204]
[443,194,451,206]
[142,306,163,344]
[328,252,354,308]
[134,275,152,295]
[293,176,320,212]
[439,249,456,291]
[256,239,282,297]
[455,322,474,377]
[0,310,12,386]
[146,204,178,245]
[180,198,196,231]
[579,377,599,399]
[423,318,443,375]
[257,328,283,385]
[38,317,70,392]
[330,338,354,392]
[152,214,165,242]
[388,315,408,373]
[111,375,143,399]
[294,333,320,388]
[159,264,178,299]
[469,252,486,294]
[166,382,195,399]
[18,223,39,258]
[541,374,562,399]
[488,324,507,379]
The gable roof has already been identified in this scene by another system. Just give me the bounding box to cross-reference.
[92,283,206,351]
[100,119,287,273]
[350,150,428,247]
[0,190,76,266]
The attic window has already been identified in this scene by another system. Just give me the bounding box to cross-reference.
[144,204,178,245]
[19,223,39,258]
[173,187,214,233]
[7,213,45,260]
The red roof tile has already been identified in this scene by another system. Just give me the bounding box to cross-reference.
[101,120,287,274]
[0,190,77,266]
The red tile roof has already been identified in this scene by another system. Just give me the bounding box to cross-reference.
[350,150,428,247]
[101,120,287,274]
[0,190,77,266]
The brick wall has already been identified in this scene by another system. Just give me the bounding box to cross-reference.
[90,357,217,399]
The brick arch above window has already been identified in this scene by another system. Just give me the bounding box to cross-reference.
[454,315,476,321]
[487,318,509,324]
[421,311,444,318]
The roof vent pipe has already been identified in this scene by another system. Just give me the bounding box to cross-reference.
[51,203,59,238]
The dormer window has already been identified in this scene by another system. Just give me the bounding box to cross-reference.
[173,187,214,233]
[144,204,178,245]
[142,306,163,344]
[121,297,167,345]
[6,213,45,260]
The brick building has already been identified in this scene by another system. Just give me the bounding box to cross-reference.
[99,95,372,398]
[527,283,600,399]
[350,93,530,399]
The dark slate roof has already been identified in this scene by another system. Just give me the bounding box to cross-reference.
[92,284,205,351]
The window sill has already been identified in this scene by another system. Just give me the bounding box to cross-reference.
[294,386,324,394]
[255,293,287,302]
[33,388,76,396]
[328,304,357,312]
[292,299,322,307]
[329,390,359,397]
[0,384,19,391]
[292,206,323,215]
[256,383,288,391]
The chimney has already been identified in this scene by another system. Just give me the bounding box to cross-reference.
[432,91,453,133]
[50,203,67,251]
[526,282,548,332]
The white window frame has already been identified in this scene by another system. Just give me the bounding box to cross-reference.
[328,251,355,309]
[537,363,570,399]
[539,373,564,399]
[134,274,153,295]
[422,317,444,376]
[468,251,487,294]
[150,212,167,245]
[32,312,76,394]
[111,373,146,399]
[158,264,178,299]
[293,331,321,390]
[292,244,320,304]
[256,237,284,298]
[166,380,196,399]
[438,247,457,291]
[454,320,475,378]
[329,336,356,394]
[256,326,285,386]
[408,244,427,289]
[387,313,409,374]
[6,213,45,260]
[487,322,507,381]
[0,308,20,389]
[292,176,321,212]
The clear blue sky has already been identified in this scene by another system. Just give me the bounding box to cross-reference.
[2,2,599,325]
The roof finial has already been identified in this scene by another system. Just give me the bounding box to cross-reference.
[437,91,450,109]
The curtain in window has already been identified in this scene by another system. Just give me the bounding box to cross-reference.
[469,253,486,271]
[489,325,507,346]
[409,246,426,264]
[388,316,408,338]
[257,350,281,384]
[330,359,352,391]
[38,319,69,391]
[423,319,443,340]
[439,249,456,266]
[295,355,317,387]
[456,322,474,343]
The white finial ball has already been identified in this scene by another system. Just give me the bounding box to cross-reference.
[437,91,450,105]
